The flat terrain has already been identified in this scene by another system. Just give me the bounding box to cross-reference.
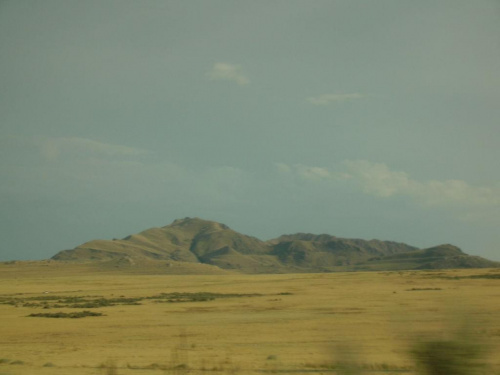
[1,263,499,375]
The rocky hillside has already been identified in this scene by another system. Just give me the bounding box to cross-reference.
[52,217,499,273]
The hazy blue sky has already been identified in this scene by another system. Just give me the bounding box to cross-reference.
[1,0,499,261]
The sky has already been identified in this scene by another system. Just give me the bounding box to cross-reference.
[1,0,499,262]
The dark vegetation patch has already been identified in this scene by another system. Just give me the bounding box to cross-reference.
[463,274,500,279]
[303,362,413,372]
[429,273,500,280]
[0,291,265,311]
[0,295,142,309]
[9,360,25,365]
[406,288,443,291]
[61,297,142,308]
[28,311,104,318]
[146,292,262,303]
[0,297,19,306]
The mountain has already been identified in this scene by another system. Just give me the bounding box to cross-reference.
[53,218,280,273]
[51,217,499,273]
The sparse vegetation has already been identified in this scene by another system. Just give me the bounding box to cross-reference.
[427,273,500,280]
[147,292,262,303]
[305,361,413,372]
[1,268,500,374]
[463,274,500,279]
[1,291,262,312]
[66,297,142,308]
[9,360,25,365]
[28,310,104,318]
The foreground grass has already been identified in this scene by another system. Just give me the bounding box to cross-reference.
[0,266,499,374]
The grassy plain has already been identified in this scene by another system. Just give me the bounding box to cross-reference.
[1,263,499,375]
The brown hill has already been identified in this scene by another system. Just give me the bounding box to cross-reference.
[51,217,499,273]
[268,233,418,268]
[53,218,283,273]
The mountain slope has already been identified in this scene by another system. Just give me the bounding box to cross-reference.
[52,218,281,272]
[362,244,498,271]
[268,233,418,268]
[51,217,499,273]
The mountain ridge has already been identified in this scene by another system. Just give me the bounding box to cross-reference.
[51,217,499,273]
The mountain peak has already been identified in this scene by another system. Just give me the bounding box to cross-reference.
[423,244,464,256]
[166,217,230,231]
[271,233,338,243]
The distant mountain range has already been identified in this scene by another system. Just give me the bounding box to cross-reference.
[52,217,499,273]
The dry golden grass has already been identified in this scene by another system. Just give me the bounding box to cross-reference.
[1,263,500,374]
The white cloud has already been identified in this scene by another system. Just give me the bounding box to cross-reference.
[207,63,250,85]
[307,93,363,105]
[275,160,500,209]
[343,160,500,208]
[275,163,331,181]
[39,137,148,161]
[274,162,292,174]
[294,164,331,180]
[342,160,412,198]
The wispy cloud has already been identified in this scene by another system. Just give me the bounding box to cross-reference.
[344,160,500,208]
[275,163,333,181]
[207,63,250,85]
[39,137,148,161]
[294,164,331,180]
[342,160,411,198]
[275,160,500,209]
[307,93,363,105]
[274,162,292,174]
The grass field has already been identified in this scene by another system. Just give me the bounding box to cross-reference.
[1,264,499,374]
